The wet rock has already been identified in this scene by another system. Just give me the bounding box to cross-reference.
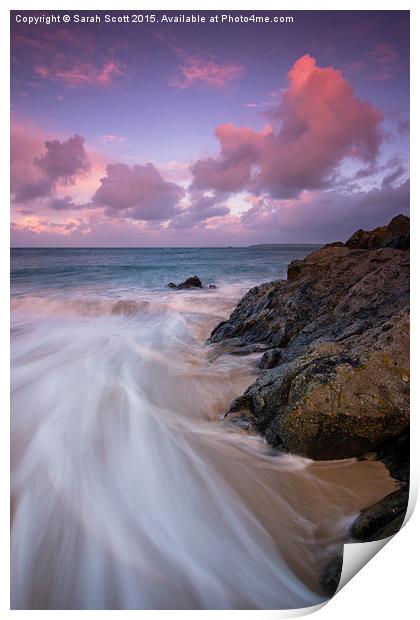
[209,284,217,289]
[228,394,253,413]
[375,427,409,482]
[319,556,343,596]
[166,275,203,289]
[349,486,409,542]
[258,348,282,369]
[209,215,409,461]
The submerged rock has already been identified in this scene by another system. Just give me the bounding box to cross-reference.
[319,556,343,596]
[166,275,203,289]
[349,486,409,542]
[209,215,409,461]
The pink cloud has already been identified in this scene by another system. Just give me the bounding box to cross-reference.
[35,135,91,183]
[192,55,383,198]
[11,215,91,237]
[93,163,184,220]
[171,54,244,89]
[13,133,91,203]
[35,61,124,87]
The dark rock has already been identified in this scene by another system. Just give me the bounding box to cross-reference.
[287,259,306,281]
[209,216,409,461]
[259,348,282,369]
[345,225,387,250]
[375,427,409,482]
[319,556,343,596]
[345,214,409,251]
[383,214,410,250]
[228,394,252,413]
[349,486,409,542]
[166,275,203,289]
[322,241,345,249]
[209,284,217,289]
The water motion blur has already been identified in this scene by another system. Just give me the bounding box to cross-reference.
[11,247,396,610]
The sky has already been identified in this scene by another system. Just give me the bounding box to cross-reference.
[11,10,409,247]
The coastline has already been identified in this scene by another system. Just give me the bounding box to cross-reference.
[206,215,410,593]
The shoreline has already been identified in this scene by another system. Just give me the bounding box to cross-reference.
[205,215,410,594]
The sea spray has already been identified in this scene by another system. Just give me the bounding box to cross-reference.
[11,248,396,609]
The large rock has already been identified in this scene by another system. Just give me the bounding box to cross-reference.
[209,216,409,461]
[166,275,203,289]
[345,214,409,251]
[349,486,409,542]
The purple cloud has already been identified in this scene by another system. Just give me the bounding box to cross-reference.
[93,163,184,220]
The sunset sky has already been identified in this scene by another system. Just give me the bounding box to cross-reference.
[11,10,409,246]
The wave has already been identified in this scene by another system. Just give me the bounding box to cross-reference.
[10,286,396,609]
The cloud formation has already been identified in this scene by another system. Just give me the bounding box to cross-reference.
[169,191,230,229]
[35,135,91,183]
[93,163,184,220]
[240,179,409,242]
[192,55,383,198]
[171,53,244,89]
[13,133,91,203]
[35,61,124,87]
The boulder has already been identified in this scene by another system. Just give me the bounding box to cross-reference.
[349,486,409,542]
[345,225,387,250]
[345,214,409,251]
[166,275,203,289]
[209,216,409,461]
[383,214,410,250]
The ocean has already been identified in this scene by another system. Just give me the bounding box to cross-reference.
[10,246,395,610]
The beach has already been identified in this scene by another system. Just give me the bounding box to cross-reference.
[11,245,397,609]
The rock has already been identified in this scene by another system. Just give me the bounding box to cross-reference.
[209,216,409,460]
[349,486,409,542]
[345,225,387,250]
[228,394,253,413]
[287,259,306,281]
[209,284,217,289]
[383,214,410,250]
[345,214,409,251]
[258,348,282,369]
[166,275,203,289]
[375,427,409,482]
[319,556,343,596]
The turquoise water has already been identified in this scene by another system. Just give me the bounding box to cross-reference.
[11,245,320,295]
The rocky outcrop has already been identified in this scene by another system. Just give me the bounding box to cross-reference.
[167,276,217,290]
[167,276,203,289]
[209,216,409,462]
[345,214,409,251]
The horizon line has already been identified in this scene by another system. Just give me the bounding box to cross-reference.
[10,243,325,250]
